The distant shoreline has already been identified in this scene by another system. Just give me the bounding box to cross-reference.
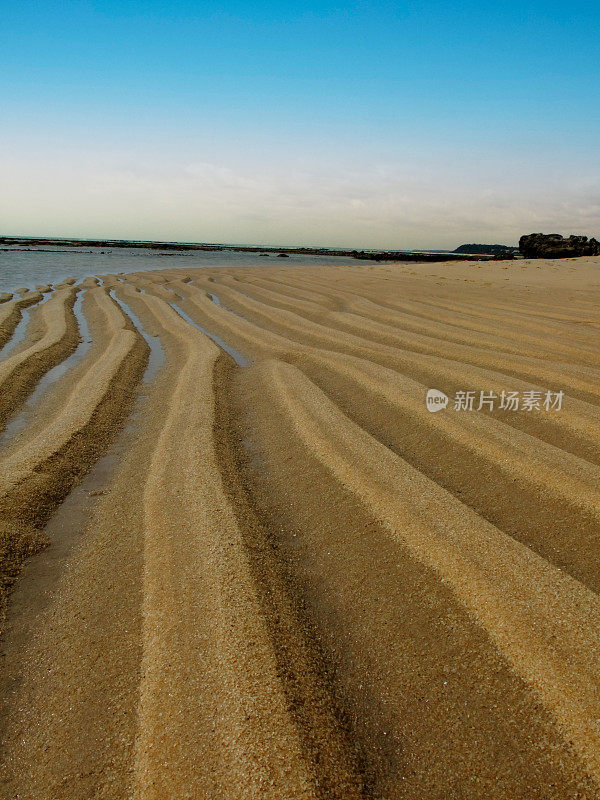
[0,236,493,262]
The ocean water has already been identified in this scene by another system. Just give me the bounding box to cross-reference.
[0,245,375,293]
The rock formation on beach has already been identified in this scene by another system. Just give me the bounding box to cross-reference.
[519,232,600,258]
[454,243,519,256]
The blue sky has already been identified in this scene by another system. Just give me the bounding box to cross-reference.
[1,1,599,248]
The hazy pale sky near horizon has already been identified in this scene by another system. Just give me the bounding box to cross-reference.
[2,1,599,249]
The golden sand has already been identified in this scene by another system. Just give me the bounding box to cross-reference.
[0,256,599,798]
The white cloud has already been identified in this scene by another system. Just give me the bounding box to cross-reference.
[2,145,599,248]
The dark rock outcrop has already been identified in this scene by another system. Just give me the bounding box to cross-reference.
[519,233,600,258]
[277,252,289,258]
[454,244,519,256]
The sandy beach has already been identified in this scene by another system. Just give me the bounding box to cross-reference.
[0,256,599,799]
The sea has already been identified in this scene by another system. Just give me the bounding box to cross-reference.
[0,244,386,293]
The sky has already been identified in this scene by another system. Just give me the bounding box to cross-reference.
[1,0,599,249]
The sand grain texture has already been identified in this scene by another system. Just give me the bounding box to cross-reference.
[1,257,600,799]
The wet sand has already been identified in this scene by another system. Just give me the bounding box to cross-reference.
[0,256,599,798]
